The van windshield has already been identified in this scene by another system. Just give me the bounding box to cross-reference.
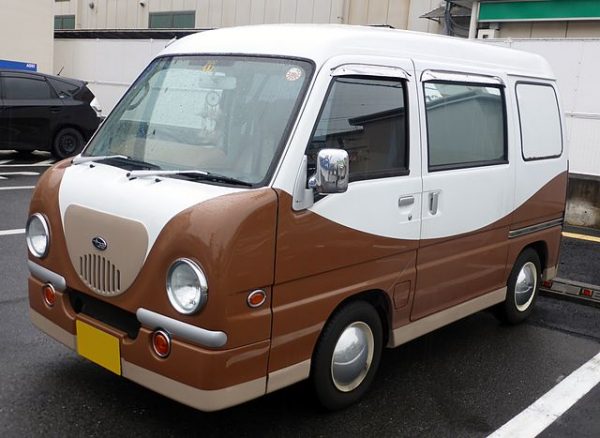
[82,55,313,185]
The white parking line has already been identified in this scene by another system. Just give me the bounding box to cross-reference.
[0,186,35,191]
[0,229,25,236]
[488,351,600,438]
[0,171,40,176]
[33,159,55,165]
[0,163,54,167]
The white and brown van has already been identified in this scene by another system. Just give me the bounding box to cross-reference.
[27,24,567,411]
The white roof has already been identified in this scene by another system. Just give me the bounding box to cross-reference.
[160,24,554,79]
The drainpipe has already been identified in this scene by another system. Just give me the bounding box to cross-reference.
[468,0,480,39]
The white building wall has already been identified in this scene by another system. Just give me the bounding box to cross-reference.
[54,38,172,113]
[55,0,443,30]
[53,0,445,112]
[487,38,600,177]
[0,0,54,73]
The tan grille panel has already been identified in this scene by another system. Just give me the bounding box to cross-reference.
[64,204,148,297]
[79,254,122,294]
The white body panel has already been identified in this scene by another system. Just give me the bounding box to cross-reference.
[160,25,554,80]
[273,54,422,240]
[59,25,565,249]
[420,165,514,238]
[58,163,243,256]
[415,60,515,239]
[507,77,568,216]
[310,177,422,240]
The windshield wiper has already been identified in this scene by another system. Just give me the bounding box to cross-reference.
[126,169,253,187]
[72,154,160,170]
[72,154,128,165]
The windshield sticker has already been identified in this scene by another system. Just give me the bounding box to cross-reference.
[285,67,302,82]
[201,62,216,73]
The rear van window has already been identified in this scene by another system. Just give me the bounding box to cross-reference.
[516,83,562,160]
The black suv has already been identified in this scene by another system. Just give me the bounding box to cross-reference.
[0,70,102,158]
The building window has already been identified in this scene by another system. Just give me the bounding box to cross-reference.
[424,81,506,171]
[307,76,408,182]
[149,11,195,29]
[55,15,75,30]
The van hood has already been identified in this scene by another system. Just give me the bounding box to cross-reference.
[58,162,244,295]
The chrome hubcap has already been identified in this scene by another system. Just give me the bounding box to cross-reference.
[331,321,374,392]
[515,261,537,311]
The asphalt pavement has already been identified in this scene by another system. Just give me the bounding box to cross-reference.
[0,150,599,437]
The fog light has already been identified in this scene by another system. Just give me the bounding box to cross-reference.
[152,330,171,358]
[42,283,56,307]
[247,289,266,308]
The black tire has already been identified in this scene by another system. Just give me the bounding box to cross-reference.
[52,127,85,159]
[311,300,383,411]
[497,248,542,324]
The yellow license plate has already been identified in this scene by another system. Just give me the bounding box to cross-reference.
[76,320,121,375]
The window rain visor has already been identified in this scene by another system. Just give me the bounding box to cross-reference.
[83,56,313,185]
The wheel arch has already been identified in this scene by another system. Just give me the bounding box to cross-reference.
[314,288,393,356]
[526,240,548,272]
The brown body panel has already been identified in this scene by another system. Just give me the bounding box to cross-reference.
[269,191,418,372]
[411,226,510,320]
[29,163,279,350]
[29,275,271,390]
[511,171,568,230]
[267,173,567,372]
[28,162,566,394]
[411,171,567,320]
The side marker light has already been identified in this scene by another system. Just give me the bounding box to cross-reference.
[42,283,56,307]
[152,330,171,358]
[247,290,267,308]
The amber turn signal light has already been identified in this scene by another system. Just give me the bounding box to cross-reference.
[42,283,56,307]
[152,330,171,358]
[247,289,267,308]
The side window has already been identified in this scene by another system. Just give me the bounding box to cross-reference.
[424,81,506,171]
[48,78,80,97]
[307,76,408,182]
[4,77,52,100]
[516,83,562,160]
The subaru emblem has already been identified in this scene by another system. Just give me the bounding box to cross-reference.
[92,236,108,251]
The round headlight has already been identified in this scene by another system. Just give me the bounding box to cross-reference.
[166,259,208,315]
[26,213,50,258]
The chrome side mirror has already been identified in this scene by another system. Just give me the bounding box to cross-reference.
[308,149,349,194]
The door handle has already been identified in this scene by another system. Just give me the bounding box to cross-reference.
[50,106,62,113]
[429,192,439,215]
[398,195,415,207]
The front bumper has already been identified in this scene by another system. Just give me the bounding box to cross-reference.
[28,267,270,412]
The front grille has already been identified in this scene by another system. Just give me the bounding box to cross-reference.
[69,290,140,339]
[79,254,121,295]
